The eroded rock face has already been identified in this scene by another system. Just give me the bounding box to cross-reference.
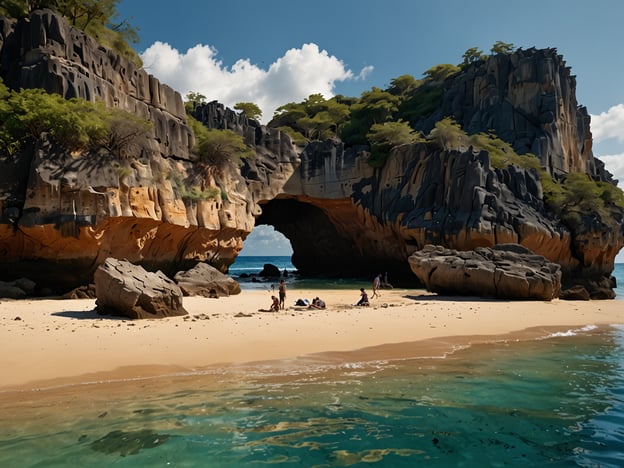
[0,12,299,291]
[408,244,562,300]
[0,9,191,159]
[417,48,604,181]
[94,258,187,319]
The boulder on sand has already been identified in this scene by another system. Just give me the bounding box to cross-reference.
[408,244,561,301]
[174,262,241,297]
[94,258,187,319]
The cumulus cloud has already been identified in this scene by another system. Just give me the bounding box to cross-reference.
[591,104,624,143]
[239,225,293,256]
[596,153,624,186]
[140,41,371,123]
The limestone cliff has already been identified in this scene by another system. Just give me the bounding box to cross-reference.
[0,9,621,298]
[0,10,298,291]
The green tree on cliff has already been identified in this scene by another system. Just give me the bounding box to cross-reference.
[427,117,469,150]
[234,102,262,121]
[0,82,152,156]
[461,47,487,67]
[185,91,207,114]
[366,120,423,167]
[340,87,400,145]
[386,75,421,97]
[490,41,515,55]
[270,93,350,144]
[188,116,254,166]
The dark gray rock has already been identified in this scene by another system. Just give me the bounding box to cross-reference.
[0,9,192,160]
[94,258,187,319]
[174,262,241,297]
[559,285,590,301]
[408,244,561,300]
[0,281,27,299]
[258,263,281,277]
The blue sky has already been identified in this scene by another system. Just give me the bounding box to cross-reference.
[117,0,624,257]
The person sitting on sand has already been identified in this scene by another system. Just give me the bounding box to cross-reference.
[270,296,280,312]
[309,297,326,309]
[356,288,369,306]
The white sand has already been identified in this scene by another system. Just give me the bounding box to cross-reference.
[1,288,622,391]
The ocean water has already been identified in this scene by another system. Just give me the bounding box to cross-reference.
[229,255,370,291]
[1,259,623,467]
[1,325,623,467]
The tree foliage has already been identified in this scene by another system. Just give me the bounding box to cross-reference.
[188,116,254,166]
[490,41,515,55]
[545,173,624,229]
[427,117,468,150]
[234,102,262,121]
[366,120,423,167]
[461,47,487,67]
[340,87,400,145]
[270,93,350,144]
[184,91,207,114]
[0,81,152,157]
[422,64,461,83]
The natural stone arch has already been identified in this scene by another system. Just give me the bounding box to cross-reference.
[255,197,411,279]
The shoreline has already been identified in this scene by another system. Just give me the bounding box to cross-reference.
[1,289,623,394]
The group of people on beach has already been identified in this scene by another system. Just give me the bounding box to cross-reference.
[268,273,385,311]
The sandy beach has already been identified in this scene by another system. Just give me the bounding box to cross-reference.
[1,288,622,392]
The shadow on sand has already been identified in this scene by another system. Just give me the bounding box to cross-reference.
[402,294,508,303]
[51,310,126,321]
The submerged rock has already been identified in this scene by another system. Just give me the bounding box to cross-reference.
[89,429,171,456]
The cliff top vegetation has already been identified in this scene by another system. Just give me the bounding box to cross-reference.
[0,0,141,66]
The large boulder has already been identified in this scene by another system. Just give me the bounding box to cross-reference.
[94,258,187,319]
[174,263,241,297]
[258,263,281,278]
[408,244,561,300]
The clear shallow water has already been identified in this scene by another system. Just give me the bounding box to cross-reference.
[1,325,623,467]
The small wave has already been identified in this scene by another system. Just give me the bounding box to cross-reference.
[539,324,598,340]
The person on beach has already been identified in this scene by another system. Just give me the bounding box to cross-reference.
[372,273,382,298]
[270,296,280,312]
[278,280,286,310]
[356,288,370,306]
[309,297,326,309]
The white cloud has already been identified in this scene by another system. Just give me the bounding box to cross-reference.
[590,104,624,143]
[140,41,370,123]
[239,225,293,256]
[356,65,374,80]
[596,153,624,186]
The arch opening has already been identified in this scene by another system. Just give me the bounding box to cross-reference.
[255,198,410,280]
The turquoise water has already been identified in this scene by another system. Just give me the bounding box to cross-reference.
[1,325,623,466]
